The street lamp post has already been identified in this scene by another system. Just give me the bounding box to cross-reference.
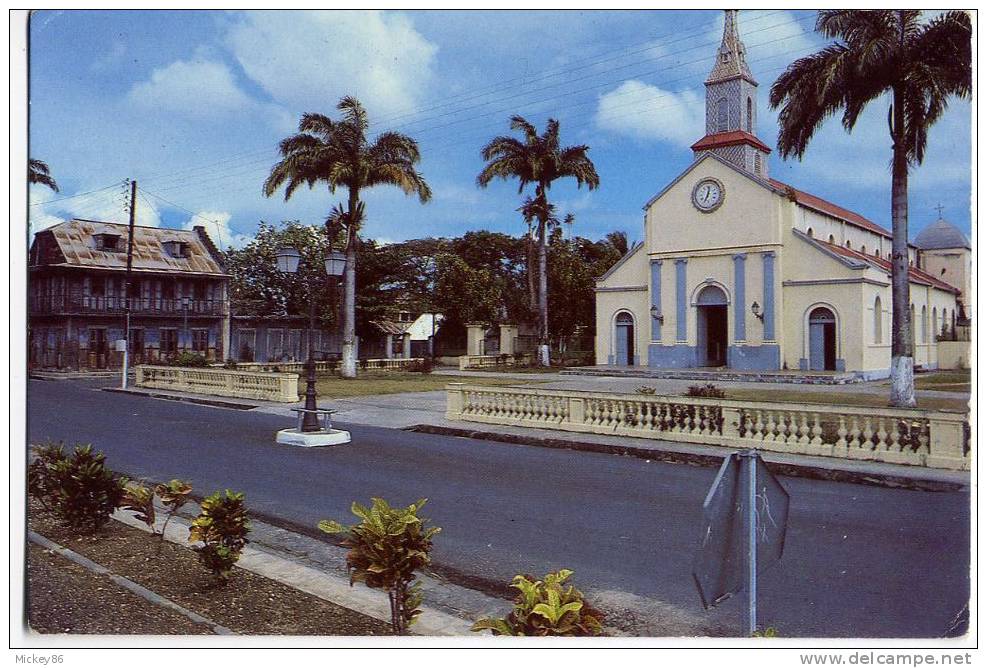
[276,246,346,433]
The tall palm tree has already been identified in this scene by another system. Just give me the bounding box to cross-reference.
[264,96,431,378]
[478,116,599,366]
[769,10,971,407]
[29,159,58,192]
[518,196,563,313]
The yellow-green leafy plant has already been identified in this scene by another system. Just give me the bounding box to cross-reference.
[50,445,127,532]
[155,479,193,543]
[319,498,441,635]
[188,490,250,584]
[122,481,156,532]
[472,569,604,636]
[753,626,779,638]
[27,441,67,511]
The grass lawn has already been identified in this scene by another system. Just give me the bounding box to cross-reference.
[908,370,971,392]
[724,387,969,412]
[307,371,540,398]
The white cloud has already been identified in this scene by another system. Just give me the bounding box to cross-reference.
[181,210,253,250]
[127,58,253,118]
[595,80,704,145]
[226,10,438,120]
[29,185,161,237]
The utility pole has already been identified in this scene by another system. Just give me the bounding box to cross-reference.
[121,179,137,389]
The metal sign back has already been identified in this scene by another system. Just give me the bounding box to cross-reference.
[692,451,790,610]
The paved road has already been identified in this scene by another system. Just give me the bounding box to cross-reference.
[27,379,970,637]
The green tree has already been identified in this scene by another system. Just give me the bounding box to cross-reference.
[769,10,971,406]
[477,116,599,366]
[29,159,58,192]
[224,221,339,324]
[264,97,431,378]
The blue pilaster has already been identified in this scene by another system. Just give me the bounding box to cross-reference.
[732,253,746,342]
[762,252,775,341]
[675,259,687,342]
[650,260,662,341]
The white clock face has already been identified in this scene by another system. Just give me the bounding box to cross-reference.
[693,179,724,212]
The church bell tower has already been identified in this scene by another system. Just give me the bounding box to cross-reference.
[691,10,771,178]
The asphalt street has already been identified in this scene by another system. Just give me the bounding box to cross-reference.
[26,378,970,637]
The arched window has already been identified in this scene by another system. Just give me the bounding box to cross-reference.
[746,97,753,133]
[932,307,938,340]
[874,295,882,344]
[874,248,880,257]
[806,227,814,238]
[921,305,928,342]
[860,245,867,254]
[754,153,761,174]
[717,98,728,132]
[846,240,852,248]
[828,234,835,244]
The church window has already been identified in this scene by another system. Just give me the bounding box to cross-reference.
[828,235,835,244]
[845,240,852,248]
[754,153,761,174]
[860,245,866,254]
[716,98,728,131]
[746,98,753,133]
[921,305,928,343]
[873,296,882,344]
[806,228,814,238]
[932,307,938,340]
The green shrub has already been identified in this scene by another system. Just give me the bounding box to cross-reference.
[406,358,434,374]
[155,479,193,540]
[222,358,238,370]
[168,351,208,368]
[319,498,441,635]
[472,569,604,636]
[122,480,156,532]
[188,490,250,584]
[28,441,67,511]
[50,445,127,532]
[635,386,657,395]
[686,383,726,398]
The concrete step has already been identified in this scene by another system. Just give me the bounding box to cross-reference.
[561,367,861,385]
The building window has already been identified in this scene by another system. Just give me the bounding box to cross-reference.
[921,305,928,343]
[165,241,190,258]
[806,228,814,238]
[746,97,753,133]
[828,235,835,244]
[160,329,178,356]
[932,308,938,340]
[860,245,867,254]
[95,233,121,252]
[873,295,882,344]
[191,329,209,353]
[754,153,762,174]
[845,240,852,248]
[717,98,728,132]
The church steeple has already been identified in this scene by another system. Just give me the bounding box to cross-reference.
[691,9,770,178]
[707,9,755,85]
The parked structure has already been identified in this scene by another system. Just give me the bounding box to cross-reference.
[28,219,229,370]
[595,11,966,378]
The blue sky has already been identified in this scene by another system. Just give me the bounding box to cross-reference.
[28,9,972,250]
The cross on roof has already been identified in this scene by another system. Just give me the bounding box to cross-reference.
[935,203,945,218]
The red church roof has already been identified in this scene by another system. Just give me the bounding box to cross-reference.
[770,179,893,240]
[817,238,959,294]
[691,130,772,154]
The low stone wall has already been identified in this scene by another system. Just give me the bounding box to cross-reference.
[136,365,299,403]
[936,341,971,370]
[445,383,970,471]
[458,353,533,370]
[232,358,425,373]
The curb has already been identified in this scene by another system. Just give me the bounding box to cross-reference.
[101,387,260,410]
[28,530,234,635]
[403,424,967,493]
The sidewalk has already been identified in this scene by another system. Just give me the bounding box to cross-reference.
[107,380,969,490]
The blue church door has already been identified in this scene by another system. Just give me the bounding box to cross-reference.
[615,313,634,365]
[808,307,837,371]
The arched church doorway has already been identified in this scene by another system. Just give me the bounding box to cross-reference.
[614,311,634,366]
[696,285,728,367]
[808,307,837,371]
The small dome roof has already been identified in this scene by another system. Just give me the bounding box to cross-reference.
[914,218,970,250]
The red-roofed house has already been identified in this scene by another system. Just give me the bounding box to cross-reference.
[595,10,966,378]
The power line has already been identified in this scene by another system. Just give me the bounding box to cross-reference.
[29,180,126,207]
[138,186,229,249]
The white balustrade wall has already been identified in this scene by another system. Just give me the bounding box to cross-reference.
[136,365,300,403]
[445,384,970,471]
[233,358,425,373]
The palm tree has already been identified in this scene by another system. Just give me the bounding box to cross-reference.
[518,196,563,313]
[264,96,431,378]
[478,116,599,366]
[29,159,58,192]
[604,230,629,257]
[769,10,971,407]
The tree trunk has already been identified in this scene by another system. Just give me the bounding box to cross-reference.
[537,213,550,367]
[889,83,915,407]
[341,189,359,379]
[526,230,537,311]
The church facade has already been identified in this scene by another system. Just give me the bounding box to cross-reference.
[595,11,968,379]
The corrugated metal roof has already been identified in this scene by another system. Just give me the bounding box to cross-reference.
[819,239,960,294]
[769,179,894,241]
[40,219,226,276]
[370,320,412,335]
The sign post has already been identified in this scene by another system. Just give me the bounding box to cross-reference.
[692,450,789,636]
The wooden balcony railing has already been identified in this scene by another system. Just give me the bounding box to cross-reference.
[30,295,226,316]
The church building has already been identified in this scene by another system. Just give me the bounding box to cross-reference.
[595,10,969,379]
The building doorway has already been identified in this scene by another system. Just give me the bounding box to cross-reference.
[88,327,108,369]
[696,285,728,367]
[614,312,634,365]
[808,307,837,371]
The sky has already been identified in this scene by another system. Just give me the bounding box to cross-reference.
[26,9,973,251]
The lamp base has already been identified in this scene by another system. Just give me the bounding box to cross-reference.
[275,428,351,447]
